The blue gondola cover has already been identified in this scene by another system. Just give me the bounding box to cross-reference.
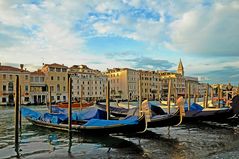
[21,107,42,120]
[83,116,139,127]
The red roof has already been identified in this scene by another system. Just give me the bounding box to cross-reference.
[0,66,29,72]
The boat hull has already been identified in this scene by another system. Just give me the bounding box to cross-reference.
[26,115,146,135]
[182,108,234,123]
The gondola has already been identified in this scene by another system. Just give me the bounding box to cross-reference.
[96,100,184,128]
[21,107,146,135]
[182,95,239,123]
[95,101,169,118]
[141,100,184,128]
[95,102,129,117]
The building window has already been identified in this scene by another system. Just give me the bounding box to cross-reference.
[57,84,60,92]
[25,85,29,92]
[40,77,44,82]
[2,98,6,102]
[51,76,54,80]
[24,97,29,102]
[63,96,66,101]
[3,74,6,80]
[57,76,60,81]
[57,96,60,100]
[63,86,66,91]
[3,85,6,91]
[56,68,61,72]
[63,77,66,81]
[50,86,54,92]
[62,68,67,72]
[25,75,28,80]
[49,67,54,72]
[8,82,14,91]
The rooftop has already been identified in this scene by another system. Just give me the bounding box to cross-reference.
[0,65,29,73]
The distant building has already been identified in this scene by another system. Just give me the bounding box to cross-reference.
[105,68,139,100]
[69,65,107,101]
[0,64,30,105]
[177,58,184,76]
[40,63,68,103]
[29,70,47,104]
[159,59,199,99]
[139,70,161,100]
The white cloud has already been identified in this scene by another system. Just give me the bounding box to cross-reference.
[169,1,239,56]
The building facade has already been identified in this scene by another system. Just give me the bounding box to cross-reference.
[139,70,161,100]
[30,70,48,104]
[69,65,107,101]
[41,63,68,103]
[0,64,30,105]
[105,68,139,100]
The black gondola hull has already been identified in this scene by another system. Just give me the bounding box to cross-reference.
[26,115,146,135]
[182,109,234,123]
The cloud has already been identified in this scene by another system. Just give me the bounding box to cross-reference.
[169,1,239,56]
[195,66,239,85]
[105,51,138,59]
[125,57,175,70]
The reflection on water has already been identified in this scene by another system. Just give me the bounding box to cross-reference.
[1,105,239,159]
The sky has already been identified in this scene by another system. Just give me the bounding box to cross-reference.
[0,0,239,84]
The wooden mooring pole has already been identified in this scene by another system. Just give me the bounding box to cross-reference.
[188,82,191,111]
[49,86,52,113]
[138,73,142,116]
[167,79,172,114]
[218,84,221,108]
[205,84,209,108]
[14,75,20,157]
[19,86,22,131]
[67,75,72,153]
[68,75,72,132]
[106,80,110,120]
[80,84,83,110]
[127,84,130,110]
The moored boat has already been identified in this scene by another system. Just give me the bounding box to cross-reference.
[182,95,239,122]
[21,107,146,135]
[56,101,94,109]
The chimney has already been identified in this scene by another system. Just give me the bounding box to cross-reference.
[20,64,24,70]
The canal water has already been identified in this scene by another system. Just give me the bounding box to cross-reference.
[1,105,239,159]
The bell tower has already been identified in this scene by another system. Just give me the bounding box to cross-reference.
[177,59,184,76]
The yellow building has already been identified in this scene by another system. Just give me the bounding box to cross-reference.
[139,70,161,100]
[41,63,68,103]
[0,64,30,105]
[105,68,139,100]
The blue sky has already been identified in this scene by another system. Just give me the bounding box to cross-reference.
[0,0,239,84]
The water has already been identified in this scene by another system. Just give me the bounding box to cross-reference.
[1,105,239,159]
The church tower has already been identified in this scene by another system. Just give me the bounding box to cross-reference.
[177,59,184,76]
